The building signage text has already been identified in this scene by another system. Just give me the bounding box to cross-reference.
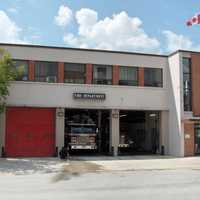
[73,93,106,100]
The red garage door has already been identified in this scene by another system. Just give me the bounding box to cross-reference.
[5,107,55,157]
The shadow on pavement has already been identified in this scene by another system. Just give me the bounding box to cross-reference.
[51,161,103,183]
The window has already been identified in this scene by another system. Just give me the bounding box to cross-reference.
[64,63,85,84]
[35,61,58,83]
[13,60,28,81]
[119,66,138,86]
[144,68,163,87]
[93,65,112,85]
[183,57,192,111]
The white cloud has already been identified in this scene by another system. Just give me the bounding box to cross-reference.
[0,10,26,43]
[63,9,160,52]
[54,5,73,27]
[63,33,81,47]
[76,8,98,36]
[163,30,193,52]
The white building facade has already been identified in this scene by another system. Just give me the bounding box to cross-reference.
[0,44,197,157]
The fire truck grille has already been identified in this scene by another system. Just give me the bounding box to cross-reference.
[77,136,90,144]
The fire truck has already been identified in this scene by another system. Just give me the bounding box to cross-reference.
[65,111,98,151]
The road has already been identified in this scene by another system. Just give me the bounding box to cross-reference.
[1,169,200,200]
[0,157,200,200]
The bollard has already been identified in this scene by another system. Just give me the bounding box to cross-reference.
[161,145,165,155]
[1,146,5,158]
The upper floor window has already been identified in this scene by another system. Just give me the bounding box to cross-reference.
[183,57,192,111]
[93,65,112,85]
[64,63,85,84]
[35,61,58,83]
[119,66,138,86]
[144,68,163,87]
[13,60,29,81]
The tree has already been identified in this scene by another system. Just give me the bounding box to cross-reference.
[0,49,23,114]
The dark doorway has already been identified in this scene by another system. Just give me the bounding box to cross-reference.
[119,110,160,155]
[194,124,200,155]
[64,109,110,155]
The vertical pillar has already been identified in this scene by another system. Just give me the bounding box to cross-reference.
[110,109,120,156]
[58,62,64,83]
[0,111,6,157]
[138,67,144,86]
[160,111,170,155]
[28,60,35,81]
[112,65,119,85]
[160,111,169,155]
[56,108,65,155]
[86,64,93,84]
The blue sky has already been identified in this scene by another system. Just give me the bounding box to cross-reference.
[0,0,200,53]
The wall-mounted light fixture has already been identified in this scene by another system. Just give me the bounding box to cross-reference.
[57,108,64,117]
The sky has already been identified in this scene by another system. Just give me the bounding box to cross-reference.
[0,0,200,54]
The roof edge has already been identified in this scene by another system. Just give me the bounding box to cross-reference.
[0,43,168,58]
[2,43,200,58]
[168,49,200,57]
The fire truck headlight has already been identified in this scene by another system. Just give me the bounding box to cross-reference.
[71,136,77,143]
[89,136,95,143]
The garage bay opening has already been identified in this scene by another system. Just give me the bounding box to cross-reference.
[65,109,110,155]
[119,111,160,155]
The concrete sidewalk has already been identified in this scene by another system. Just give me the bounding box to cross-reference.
[71,155,200,171]
[1,156,200,176]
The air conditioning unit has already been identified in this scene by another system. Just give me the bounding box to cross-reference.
[46,76,57,83]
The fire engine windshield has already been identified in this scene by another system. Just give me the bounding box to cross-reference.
[71,126,96,134]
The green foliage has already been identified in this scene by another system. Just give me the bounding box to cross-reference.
[0,49,22,113]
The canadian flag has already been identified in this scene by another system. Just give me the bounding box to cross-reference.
[186,13,200,26]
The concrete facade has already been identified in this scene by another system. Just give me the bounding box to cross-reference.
[0,43,200,157]
[110,110,120,156]
[55,108,65,153]
[168,53,184,157]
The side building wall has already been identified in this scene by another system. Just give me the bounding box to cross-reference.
[168,53,184,157]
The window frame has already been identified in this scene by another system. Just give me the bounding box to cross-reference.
[182,57,192,111]
[13,59,29,81]
[144,67,163,87]
[92,64,113,85]
[34,61,58,83]
[119,66,138,86]
[64,62,86,84]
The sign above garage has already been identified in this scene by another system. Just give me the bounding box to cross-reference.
[73,92,106,100]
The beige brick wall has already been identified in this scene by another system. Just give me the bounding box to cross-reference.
[184,121,195,156]
[191,53,200,116]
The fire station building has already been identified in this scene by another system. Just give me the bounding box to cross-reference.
[0,43,199,157]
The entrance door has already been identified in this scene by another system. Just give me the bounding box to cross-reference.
[6,107,55,157]
[195,124,200,155]
[119,111,160,155]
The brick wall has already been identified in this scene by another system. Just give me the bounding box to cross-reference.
[112,65,119,85]
[86,64,93,84]
[138,67,144,86]
[28,61,35,81]
[58,62,64,83]
[191,53,200,116]
[184,121,195,156]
